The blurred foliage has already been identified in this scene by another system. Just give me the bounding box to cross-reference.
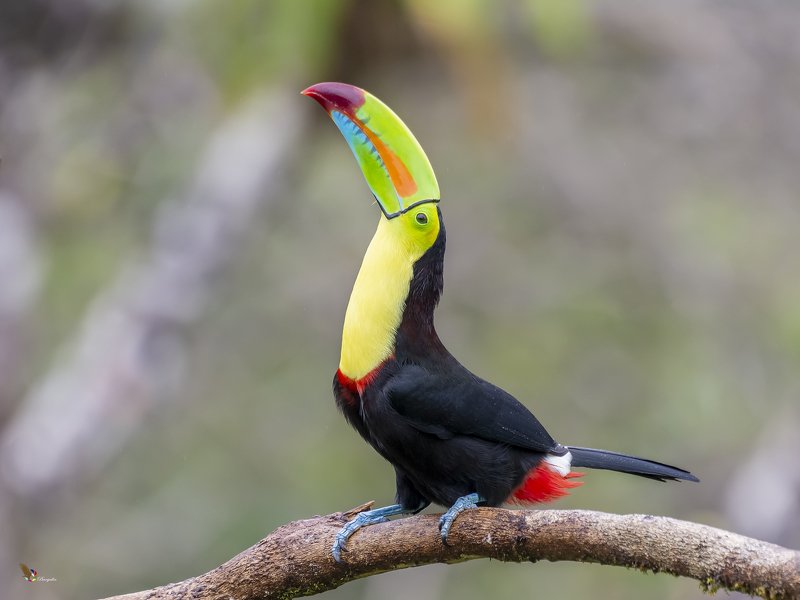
[1,1,799,599]
[524,0,592,57]
[184,0,347,102]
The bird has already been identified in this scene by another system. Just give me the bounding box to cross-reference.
[19,563,38,582]
[302,82,698,563]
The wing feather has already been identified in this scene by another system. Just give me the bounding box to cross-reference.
[385,364,558,453]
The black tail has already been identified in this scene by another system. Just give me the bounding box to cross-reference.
[567,446,699,482]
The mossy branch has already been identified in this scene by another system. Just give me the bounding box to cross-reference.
[100,504,800,600]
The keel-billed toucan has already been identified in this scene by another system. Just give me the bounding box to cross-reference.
[302,82,698,562]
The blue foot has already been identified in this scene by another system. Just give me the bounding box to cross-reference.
[438,493,484,544]
[332,504,409,562]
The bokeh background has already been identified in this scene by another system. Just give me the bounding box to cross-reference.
[1,0,799,598]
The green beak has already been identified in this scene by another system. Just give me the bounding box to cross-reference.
[302,82,440,219]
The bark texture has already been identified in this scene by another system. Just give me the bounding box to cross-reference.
[101,505,800,600]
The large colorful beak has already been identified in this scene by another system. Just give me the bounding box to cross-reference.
[302,82,440,219]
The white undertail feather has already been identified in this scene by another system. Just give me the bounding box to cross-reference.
[544,451,573,477]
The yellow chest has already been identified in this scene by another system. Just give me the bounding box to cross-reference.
[339,219,415,380]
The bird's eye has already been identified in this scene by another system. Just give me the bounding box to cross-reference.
[415,212,428,225]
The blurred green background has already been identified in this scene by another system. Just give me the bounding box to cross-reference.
[1,1,799,598]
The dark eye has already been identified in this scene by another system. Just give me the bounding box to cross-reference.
[415,212,428,225]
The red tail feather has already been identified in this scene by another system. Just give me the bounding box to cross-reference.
[509,464,584,504]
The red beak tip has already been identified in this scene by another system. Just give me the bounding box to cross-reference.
[301,82,366,114]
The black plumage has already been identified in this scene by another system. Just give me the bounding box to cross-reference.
[333,209,697,515]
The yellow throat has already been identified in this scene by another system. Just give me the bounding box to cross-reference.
[339,207,440,380]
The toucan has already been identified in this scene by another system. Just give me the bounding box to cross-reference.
[302,82,698,562]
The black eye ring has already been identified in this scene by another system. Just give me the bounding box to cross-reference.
[415,212,428,225]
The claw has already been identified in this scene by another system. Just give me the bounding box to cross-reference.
[331,503,409,563]
[438,493,483,545]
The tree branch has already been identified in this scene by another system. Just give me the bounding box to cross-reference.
[101,505,800,600]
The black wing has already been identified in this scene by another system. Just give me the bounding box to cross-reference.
[384,364,559,453]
